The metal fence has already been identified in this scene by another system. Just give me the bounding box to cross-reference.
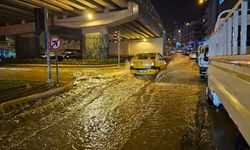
[209,0,249,57]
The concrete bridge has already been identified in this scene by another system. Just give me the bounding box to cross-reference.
[0,0,165,60]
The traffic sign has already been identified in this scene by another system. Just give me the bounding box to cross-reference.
[50,36,61,51]
[49,35,61,84]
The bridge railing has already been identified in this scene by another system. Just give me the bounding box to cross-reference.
[209,0,249,57]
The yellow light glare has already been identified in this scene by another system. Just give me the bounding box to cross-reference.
[143,39,147,42]
[87,13,93,20]
[198,0,205,5]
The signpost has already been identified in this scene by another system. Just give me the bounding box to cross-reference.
[43,7,51,83]
[117,30,121,68]
[49,36,62,85]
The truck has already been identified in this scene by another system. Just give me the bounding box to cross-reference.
[197,43,209,78]
[205,0,250,148]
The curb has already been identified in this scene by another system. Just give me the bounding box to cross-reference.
[0,83,73,113]
[3,63,125,68]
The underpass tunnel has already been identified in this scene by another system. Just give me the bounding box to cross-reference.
[108,20,166,59]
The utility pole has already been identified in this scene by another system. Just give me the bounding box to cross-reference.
[117,30,121,68]
[43,7,51,83]
[163,30,166,56]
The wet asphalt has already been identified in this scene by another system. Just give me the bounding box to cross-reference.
[0,55,239,150]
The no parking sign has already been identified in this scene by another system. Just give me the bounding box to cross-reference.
[49,35,61,84]
[49,36,62,51]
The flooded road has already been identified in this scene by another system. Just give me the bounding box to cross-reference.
[0,55,238,149]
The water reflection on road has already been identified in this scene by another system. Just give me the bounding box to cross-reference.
[0,55,238,150]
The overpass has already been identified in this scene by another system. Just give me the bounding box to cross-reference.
[0,0,165,60]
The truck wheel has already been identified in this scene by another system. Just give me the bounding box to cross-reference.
[200,75,206,80]
[205,80,209,97]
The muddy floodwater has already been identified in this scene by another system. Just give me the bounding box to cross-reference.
[0,55,238,150]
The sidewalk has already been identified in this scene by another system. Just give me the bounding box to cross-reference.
[0,82,73,113]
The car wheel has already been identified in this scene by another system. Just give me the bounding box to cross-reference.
[149,74,156,81]
[205,85,209,97]
[205,82,212,104]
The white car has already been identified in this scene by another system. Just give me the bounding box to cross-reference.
[177,49,182,53]
[189,52,197,59]
[41,52,55,58]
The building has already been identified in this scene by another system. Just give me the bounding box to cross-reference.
[203,0,218,35]
[218,0,239,13]
[171,20,203,48]
[203,0,239,35]
[181,21,203,44]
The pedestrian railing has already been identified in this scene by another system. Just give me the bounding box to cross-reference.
[209,0,249,58]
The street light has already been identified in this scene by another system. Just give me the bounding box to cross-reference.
[87,13,93,20]
[198,0,207,5]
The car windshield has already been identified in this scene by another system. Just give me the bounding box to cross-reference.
[136,53,156,60]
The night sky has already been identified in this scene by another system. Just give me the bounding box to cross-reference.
[150,0,207,31]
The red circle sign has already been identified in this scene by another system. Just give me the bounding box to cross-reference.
[50,36,62,51]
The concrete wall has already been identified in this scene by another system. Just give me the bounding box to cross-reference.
[109,40,129,56]
[129,38,163,55]
[16,33,40,58]
[81,32,108,60]
[109,38,163,56]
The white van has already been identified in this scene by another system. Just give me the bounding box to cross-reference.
[197,44,209,78]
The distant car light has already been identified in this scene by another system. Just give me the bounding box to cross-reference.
[151,61,155,66]
[130,61,134,66]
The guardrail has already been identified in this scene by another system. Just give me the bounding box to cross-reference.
[209,0,249,57]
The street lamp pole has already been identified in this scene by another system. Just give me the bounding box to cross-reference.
[43,7,51,83]
[117,30,121,68]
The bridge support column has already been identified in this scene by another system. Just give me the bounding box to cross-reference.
[81,26,109,61]
[15,33,40,59]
